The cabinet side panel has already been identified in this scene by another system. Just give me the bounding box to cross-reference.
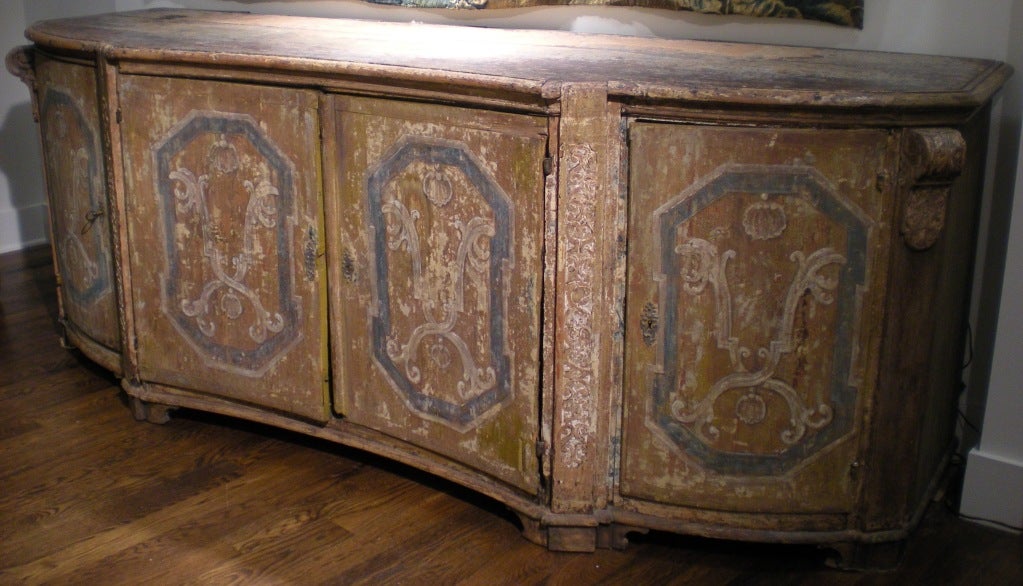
[35,55,120,355]
[911,112,989,504]
[862,120,986,531]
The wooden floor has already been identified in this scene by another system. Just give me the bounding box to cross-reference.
[1,244,1020,585]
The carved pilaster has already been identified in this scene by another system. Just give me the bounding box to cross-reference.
[899,128,966,251]
[558,141,599,470]
[550,83,618,518]
[5,45,38,122]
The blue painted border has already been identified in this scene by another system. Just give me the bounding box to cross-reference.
[40,88,111,306]
[653,167,867,475]
[155,114,298,372]
[367,140,512,427]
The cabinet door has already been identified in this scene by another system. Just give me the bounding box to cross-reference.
[622,123,894,514]
[119,76,326,422]
[35,55,120,360]
[328,97,546,493]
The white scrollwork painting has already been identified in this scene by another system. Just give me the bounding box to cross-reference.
[367,138,514,429]
[381,170,499,402]
[168,135,286,345]
[154,110,301,376]
[669,237,844,447]
[648,163,870,475]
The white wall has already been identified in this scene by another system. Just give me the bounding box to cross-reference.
[0,0,46,253]
[0,0,118,253]
[959,0,1023,533]
[961,126,1023,531]
[2,0,1021,528]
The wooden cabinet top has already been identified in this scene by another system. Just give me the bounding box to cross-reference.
[25,9,1010,118]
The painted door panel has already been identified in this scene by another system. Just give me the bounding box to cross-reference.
[35,55,120,354]
[329,97,546,493]
[119,75,326,422]
[622,123,894,513]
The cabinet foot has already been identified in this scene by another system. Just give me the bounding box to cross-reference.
[514,513,647,552]
[515,513,548,548]
[597,523,648,550]
[57,323,73,350]
[548,525,598,552]
[129,396,175,424]
[824,540,905,571]
[546,523,648,552]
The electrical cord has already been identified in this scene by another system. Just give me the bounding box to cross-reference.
[954,510,1023,532]
[944,454,1023,533]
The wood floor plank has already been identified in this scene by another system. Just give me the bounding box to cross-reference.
[1,444,326,583]
[0,245,1020,584]
[58,456,363,584]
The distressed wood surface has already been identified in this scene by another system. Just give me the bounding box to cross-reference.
[5,45,37,121]
[898,128,967,250]
[622,123,896,516]
[549,84,619,526]
[33,55,121,361]
[11,8,1013,564]
[858,114,989,533]
[96,52,136,381]
[328,96,548,494]
[118,75,327,422]
[25,9,1010,119]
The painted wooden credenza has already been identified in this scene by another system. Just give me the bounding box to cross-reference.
[7,9,1012,568]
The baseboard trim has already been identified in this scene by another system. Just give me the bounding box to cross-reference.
[0,204,50,254]
[960,448,1023,532]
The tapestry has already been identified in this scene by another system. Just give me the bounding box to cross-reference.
[364,0,864,28]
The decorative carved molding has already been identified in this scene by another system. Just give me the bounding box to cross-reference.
[899,128,966,251]
[5,45,38,121]
[558,142,600,469]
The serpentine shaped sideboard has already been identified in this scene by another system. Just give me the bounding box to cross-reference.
[6,9,1011,568]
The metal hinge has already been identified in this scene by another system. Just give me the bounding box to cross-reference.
[536,438,551,481]
[303,225,318,282]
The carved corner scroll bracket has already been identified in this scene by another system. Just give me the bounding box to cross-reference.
[899,127,966,251]
[5,45,38,122]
